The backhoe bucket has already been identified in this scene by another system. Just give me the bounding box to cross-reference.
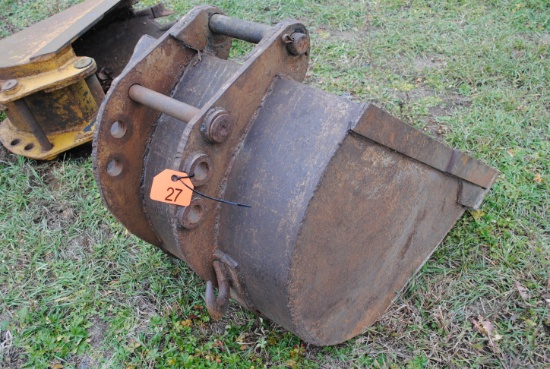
[0,0,171,160]
[93,7,498,345]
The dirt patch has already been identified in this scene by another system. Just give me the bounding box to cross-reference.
[86,315,116,365]
[88,316,108,349]
[42,167,60,191]
[326,29,358,42]
[0,313,24,369]
[413,56,447,72]
[29,198,77,233]
[75,355,96,369]
[63,235,91,261]
[0,144,18,166]
[394,87,435,101]
[393,87,471,140]
[0,13,17,36]
[0,346,25,369]
[130,295,158,337]
[197,304,249,337]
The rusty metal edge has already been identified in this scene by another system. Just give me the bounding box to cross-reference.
[351,104,498,189]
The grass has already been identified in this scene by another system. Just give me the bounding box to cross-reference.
[1,0,549,368]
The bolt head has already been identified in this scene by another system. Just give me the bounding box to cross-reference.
[1,79,19,94]
[202,108,234,144]
[74,57,94,69]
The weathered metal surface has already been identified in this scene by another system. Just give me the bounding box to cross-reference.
[0,0,126,75]
[353,105,498,189]
[93,8,497,346]
[219,78,361,331]
[72,6,169,81]
[12,99,53,152]
[220,78,495,345]
[0,77,99,159]
[209,14,269,44]
[0,53,97,105]
[205,260,230,320]
[140,17,309,282]
[0,0,170,160]
[283,32,310,56]
[93,6,233,248]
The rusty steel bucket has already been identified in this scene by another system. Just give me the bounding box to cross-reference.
[92,6,498,345]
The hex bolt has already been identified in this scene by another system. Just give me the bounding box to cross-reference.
[128,87,235,140]
[183,152,213,187]
[2,79,18,91]
[282,32,310,56]
[201,107,234,144]
[177,197,207,229]
[74,57,94,69]
[1,79,19,95]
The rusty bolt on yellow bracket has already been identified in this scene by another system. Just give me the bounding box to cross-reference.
[0,0,172,160]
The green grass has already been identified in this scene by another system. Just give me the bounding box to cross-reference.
[1,0,549,368]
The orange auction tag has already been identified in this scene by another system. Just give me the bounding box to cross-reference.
[150,169,194,206]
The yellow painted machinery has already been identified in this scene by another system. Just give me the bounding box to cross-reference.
[0,0,171,160]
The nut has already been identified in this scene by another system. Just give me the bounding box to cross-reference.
[201,107,234,144]
[283,32,310,56]
[74,57,94,69]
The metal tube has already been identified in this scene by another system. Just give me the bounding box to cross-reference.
[128,84,200,123]
[85,75,105,108]
[14,99,53,152]
[209,14,269,44]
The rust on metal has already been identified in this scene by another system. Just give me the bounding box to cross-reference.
[182,152,213,187]
[283,32,310,55]
[177,197,208,230]
[0,0,171,160]
[201,107,234,144]
[93,5,233,248]
[205,260,230,321]
[93,8,497,346]
[12,99,53,152]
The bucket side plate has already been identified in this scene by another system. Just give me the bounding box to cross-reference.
[219,77,362,331]
[288,112,494,345]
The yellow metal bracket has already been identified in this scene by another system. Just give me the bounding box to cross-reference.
[0,0,170,160]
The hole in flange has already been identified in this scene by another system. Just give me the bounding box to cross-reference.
[10,139,20,146]
[187,204,203,224]
[106,159,123,176]
[194,160,209,182]
[24,143,34,151]
[110,121,127,138]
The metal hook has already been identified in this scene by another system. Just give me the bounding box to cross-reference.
[205,260,230,321]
